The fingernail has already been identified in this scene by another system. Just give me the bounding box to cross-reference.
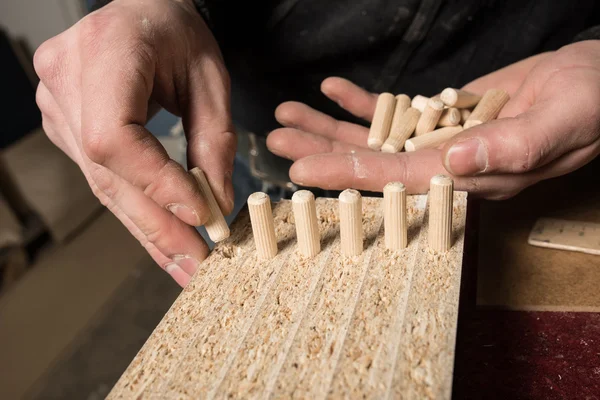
[167,203,201,226]
[171,254,200,276]
[445,138,488,175]
[165,263,191,287]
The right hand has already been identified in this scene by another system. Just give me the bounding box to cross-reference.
[33,0,236,287]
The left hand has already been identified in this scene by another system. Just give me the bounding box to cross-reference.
[266,40,600,200]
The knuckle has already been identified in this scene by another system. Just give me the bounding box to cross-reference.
[33,40,63,84]
[142,159,180,198]
[82,129,110,165]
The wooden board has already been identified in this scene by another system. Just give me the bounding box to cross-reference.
[107,191,468,399]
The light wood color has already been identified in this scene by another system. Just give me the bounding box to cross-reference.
[368,93,396,150]
[440,88,481,108]
[428,175,454,252]
[190,167,230,242]
[292,190,321,257]
[411,94,429,112]
[107,191,468,399]
[381,107,421,153]
[394,94,411,116]
[437,107,461,127]
[384,182,407,250]
[339,189,363,256]
[405,125,464,152]
[248,192,278,259]
[415,98,445,136]
[528,218,600,256]
[464,88,510,129]
[460,108,471,124]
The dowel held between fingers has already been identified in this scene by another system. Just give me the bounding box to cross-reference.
[339,189,363,256]
[368,93,396,150]
[292,190,321,257]
[248,192,278,259]
[384,182,407,250]
[428,175,454,252]
[189,167,230,242]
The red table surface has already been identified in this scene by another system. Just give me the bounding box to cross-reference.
[452,310,600,399]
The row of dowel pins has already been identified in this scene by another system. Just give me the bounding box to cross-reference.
[246,175,455,260]
[368,88,510,153]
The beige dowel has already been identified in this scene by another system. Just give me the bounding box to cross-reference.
[437,107,461,127]
[394,94,411,116]
[405,125,463,152]
[381,107,421,153]
[428,175,454,252]
[415,98,445,136]
[368,93,396,150]
[248,192,278,259]
[460,108,471,125]
[411,95,429,113]
[464,89,510,129]
[383,182,407,250]
[189,167,230,242]
[292,190,320,257]
[440,88,482,108]
[339,189,363,256]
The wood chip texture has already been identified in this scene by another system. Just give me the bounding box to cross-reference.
[107,192,468,399]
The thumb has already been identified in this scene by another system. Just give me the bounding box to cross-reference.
[441,81,573,176]
[184,56,237,216]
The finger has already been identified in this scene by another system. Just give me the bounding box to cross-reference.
[275,101,371,147]
[289,149,535,199]
[79,33,210,227]
[88,163,210,271]
[320,76,378,121]
[443,67,600,176]
[184,54,237,215]
[461,52,551,96]
[266,128,368,160]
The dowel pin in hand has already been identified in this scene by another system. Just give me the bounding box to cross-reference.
[384,182,407,250]
[428,175,454,252]
[189,167,230,242]
[248,192,278,259]
[368,93,396,150]
[339,189,363,256]
[292,190,320,257]
[415,97,445,136]
[464,88,510,129]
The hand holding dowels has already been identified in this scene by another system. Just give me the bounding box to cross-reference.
[267,41,600,199]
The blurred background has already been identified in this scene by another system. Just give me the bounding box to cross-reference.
[0,2,269,399]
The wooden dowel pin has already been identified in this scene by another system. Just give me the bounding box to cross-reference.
[464,88,510,129]
[394,94,411,116]
[368,93,396,150]
[189,167,230,242]
[339,189,363,256]
[292,190,320,257]
[460,108,471,125]
[381,107,421,153]
[437,107,461,127]
[384,182,407,250]
[428,175,454,252]
[415,97,445,136]
[404,125,463,152]
[248,192,278,259]
[411,95,429,113]
[440,88,481,108]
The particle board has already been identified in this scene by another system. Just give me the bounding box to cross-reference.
[108,191,468,399]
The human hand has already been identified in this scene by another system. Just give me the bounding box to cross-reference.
[267,41,600,200]
[34,0,236,286]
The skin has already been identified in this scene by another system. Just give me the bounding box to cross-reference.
[267,41,600,200]
[34,0,235,286]
[35,0,600,287]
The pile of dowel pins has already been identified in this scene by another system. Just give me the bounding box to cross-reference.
[368,88,510,153]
